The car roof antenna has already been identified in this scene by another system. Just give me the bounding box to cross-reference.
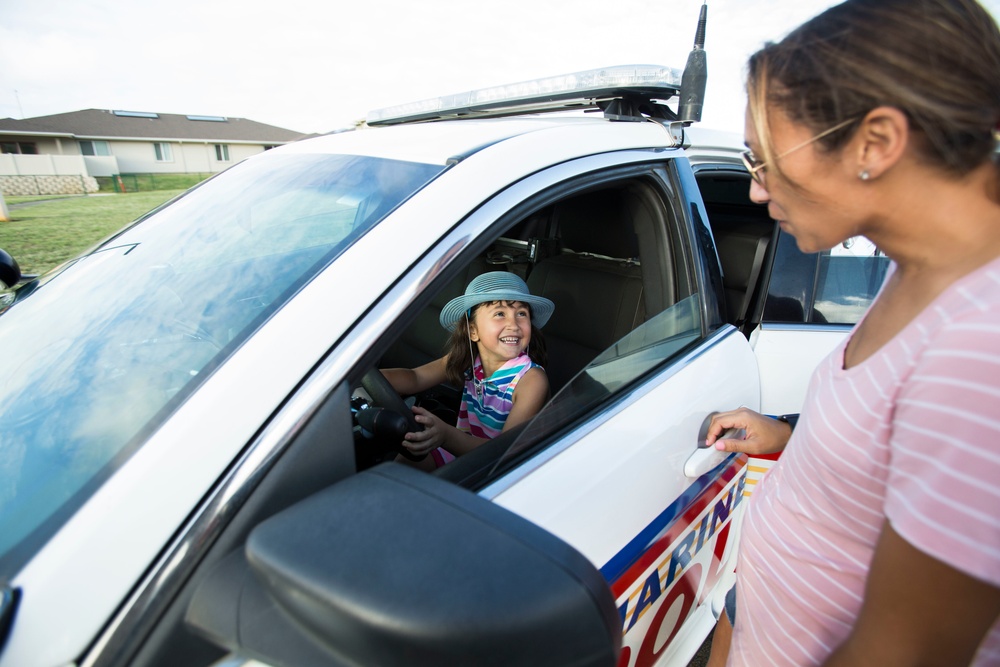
[678,0,708,124]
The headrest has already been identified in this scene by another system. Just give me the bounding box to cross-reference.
[552,190,638,259]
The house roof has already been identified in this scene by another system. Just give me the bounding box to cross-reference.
[0,109,305,143]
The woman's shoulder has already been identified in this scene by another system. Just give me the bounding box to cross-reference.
[923,255,1000,332]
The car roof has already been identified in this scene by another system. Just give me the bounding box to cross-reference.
[277,115,745,169]
[279,115,645,165]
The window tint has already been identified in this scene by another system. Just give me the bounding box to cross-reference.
[764,233,889,325]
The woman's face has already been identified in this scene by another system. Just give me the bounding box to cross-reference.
[744,106,864,254]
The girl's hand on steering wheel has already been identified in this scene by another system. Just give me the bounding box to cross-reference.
[401,406,448,457]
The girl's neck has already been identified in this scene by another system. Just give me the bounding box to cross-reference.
[477,352,524,379]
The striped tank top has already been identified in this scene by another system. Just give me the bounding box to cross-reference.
[457,353,541,439]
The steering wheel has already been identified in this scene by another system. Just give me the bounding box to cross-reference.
[360,368,426,461]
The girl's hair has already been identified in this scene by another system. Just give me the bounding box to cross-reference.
[443,300,548,387]
[747,0,1000,178]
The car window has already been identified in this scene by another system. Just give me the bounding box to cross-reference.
[763,232,889,325]
[492,294,702,475]
[0,152,444,575]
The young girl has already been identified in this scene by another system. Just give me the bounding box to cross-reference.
[381,271,554,467]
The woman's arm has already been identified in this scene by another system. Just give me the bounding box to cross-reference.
[822,523,1000,666]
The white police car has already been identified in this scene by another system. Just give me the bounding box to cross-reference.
[0,24,889,667]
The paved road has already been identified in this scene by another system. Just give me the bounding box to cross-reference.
[688,632,713,666]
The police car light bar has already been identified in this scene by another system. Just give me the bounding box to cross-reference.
[366,64,683,126]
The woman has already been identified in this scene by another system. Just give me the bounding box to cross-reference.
[706,1,1000,665]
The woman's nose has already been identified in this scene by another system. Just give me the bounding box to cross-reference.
[749,178,770,204]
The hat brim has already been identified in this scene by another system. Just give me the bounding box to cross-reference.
[439,292,554,331]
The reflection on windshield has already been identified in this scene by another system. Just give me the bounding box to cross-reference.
[495,295,702,471]
[0,152,444,574]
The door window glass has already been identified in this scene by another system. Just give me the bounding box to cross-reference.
[764,233,889,325]
[493,294,703,474]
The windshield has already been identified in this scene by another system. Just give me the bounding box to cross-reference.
[0,151,444,576]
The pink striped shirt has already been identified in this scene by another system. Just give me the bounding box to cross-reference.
[730,257,1000,666]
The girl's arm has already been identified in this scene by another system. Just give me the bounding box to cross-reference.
[380,355,449,396]
[500,367,548,432]
[401,367,550,459]
[402,410,486,458]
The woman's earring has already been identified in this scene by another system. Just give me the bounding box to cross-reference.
[858,169,871,181]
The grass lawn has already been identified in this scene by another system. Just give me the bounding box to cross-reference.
[0,191,184,275]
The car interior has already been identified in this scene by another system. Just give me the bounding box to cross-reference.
[352,167,775,486]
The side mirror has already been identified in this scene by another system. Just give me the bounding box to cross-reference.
[187,463,620,667]
[0,248,20,289]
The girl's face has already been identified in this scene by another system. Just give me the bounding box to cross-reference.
[744,106,865,254]
[468,300,532,372]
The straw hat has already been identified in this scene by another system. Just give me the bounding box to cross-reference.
[439,271,554,331]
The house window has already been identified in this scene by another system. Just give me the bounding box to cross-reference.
[2,141,38,155]
[79,140,111,156]
[154,143,172,162]
[214,144,230,161]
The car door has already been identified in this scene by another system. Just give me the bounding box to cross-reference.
[752,232,890,414]
[468,158,757,667]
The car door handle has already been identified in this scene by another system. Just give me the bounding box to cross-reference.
[685,412,743,478]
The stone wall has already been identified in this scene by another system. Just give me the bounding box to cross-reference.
[0,174,100,196]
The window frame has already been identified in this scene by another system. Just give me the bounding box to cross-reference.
[79,140,111,157]
[153,142,173,162]
[215,144,230,162]
[351,155,713,489]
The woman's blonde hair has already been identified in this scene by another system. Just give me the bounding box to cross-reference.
[747,0,1000,178]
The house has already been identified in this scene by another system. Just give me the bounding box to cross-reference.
[0,109,307,195]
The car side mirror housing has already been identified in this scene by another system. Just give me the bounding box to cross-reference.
[0,248,20,289]
[186,463,621,667]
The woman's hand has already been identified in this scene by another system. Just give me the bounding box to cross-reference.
[400,406,449,457]
[705,407,792,455]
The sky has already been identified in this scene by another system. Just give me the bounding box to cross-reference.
[1,0,999,137]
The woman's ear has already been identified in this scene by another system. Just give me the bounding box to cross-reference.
[854,106,909,180]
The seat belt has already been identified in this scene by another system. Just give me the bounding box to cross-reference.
[736,236,769,326]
